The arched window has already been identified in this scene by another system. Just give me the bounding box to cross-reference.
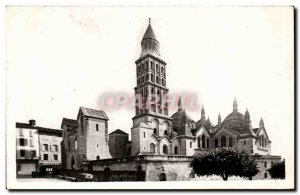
[161,67,164,74]
[153,128,157,136]
[159,173,166,181]
[229,137,233,147]
[96,155,100,160]
[221,136,226,147]
[163,145,168,154]
[151,74,154,82]
[150,143,155,153]
[151,61,154,69]
[202,135,206,148]
[264,172,268,178]
[206,138,209,149]
[164,130,168,136]
[215,139,219,148]
[156,64,159,72]
[174,146,179,155]
[197,136,201,148]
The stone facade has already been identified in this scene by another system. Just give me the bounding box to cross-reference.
[61,107,111,170]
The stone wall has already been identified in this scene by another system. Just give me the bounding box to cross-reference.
[109,133,129,158]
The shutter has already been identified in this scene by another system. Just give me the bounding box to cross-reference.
[16,138,20,146]
[24,139,28,146]
[16,150,20,158]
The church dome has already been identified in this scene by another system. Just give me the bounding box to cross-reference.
[221,98,245,129]
[171,110,195,130]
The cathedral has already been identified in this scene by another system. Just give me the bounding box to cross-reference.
[129,19,271,157]
[61,19,281,181]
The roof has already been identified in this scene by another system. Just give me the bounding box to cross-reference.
[253,128,259,134]
[142,23,157,41]
[16,122,62,136]
[109,129,128,135]
[80,107,109,120]
[61,118,78,128]
[16,122,36,129]
[37,127,62,136]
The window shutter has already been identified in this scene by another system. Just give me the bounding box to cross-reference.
[16,150,20,158]
[16,138,20,146]
[24,139,28,146]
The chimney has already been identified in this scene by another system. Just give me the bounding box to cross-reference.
[29,119,36,127]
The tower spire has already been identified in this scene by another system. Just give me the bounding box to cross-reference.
[178,96,184,111]
[233,97,238,112]
[218,112,221,125]
[140,19,160,57]
[201,105,205,119]
[260,117,264,127]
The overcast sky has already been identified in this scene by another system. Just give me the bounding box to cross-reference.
[6,7,293,160]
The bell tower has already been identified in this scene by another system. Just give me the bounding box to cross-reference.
[131,19,173,156]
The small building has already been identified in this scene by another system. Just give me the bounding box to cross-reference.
[16,120,40,177]
[16,120,62,177]
[108,129,129,158]
[37,126,62,174]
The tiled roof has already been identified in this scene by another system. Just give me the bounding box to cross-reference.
[61,118,78,128]
[80,107,109,120]
[109,129,128,135]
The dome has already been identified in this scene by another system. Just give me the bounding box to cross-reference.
[222,111,245,129]
[171,110,195,131]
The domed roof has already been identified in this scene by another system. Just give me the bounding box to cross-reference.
[222,111,245,129]
[171,110,195,131]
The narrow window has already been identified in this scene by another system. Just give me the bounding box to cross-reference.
[68,141,71,152]
[143,132,145,138]
[244,140,246,145]
[190,142,192,148]
[197,136,201,148]
[20,150,25,157]
[202,135,206,148]
[53,154,58,161]
[229,137,233,147]
[264,172,268,178]
[96,124,99,131]
[215,139,219,148]
[206,138,209,149]
[19,138,25,146]
[43,144,48,151]
[264,161,267,168]
[221,136,226,147]
[75,138,78,150]
[43,154,49,161]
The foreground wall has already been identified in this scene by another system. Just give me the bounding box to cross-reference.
[73,154,281,181]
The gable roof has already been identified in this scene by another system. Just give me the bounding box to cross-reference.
[109,129,128,135]
[253,128,259,134]
[79,107,109,120]
[61,118,78,129]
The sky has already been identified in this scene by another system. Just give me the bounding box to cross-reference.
[6,7,293,160]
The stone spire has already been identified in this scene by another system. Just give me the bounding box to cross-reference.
[178,96,184,111]
[218,112,221,125]
[260,117,264,127]
[233,97,238,112]
[245,108,250,123]
[140,18,160,57]
[201,105,205,119]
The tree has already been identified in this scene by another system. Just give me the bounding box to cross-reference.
[268,160,285,179]
[189,148,259,181]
